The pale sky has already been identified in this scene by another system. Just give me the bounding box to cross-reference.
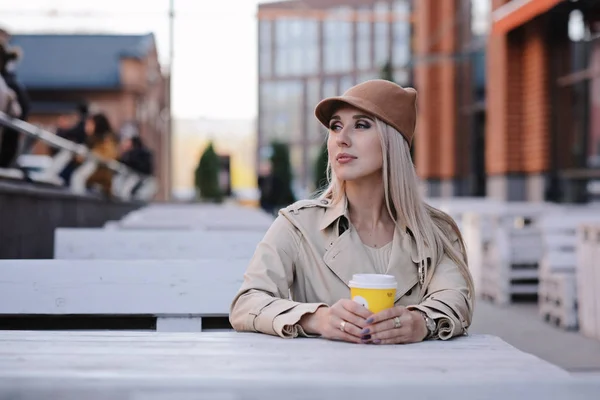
[0,0,264,120]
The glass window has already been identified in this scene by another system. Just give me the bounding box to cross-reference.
[324,7,353,73]
[307,78,321,109]
[394,68,409,85]
[259,20,271,50]
[471,0,491,37]
[275,18,319,76]
[374,1,390,68]
[356,5,372,70]
[339,75,355,92]
[322,78,338,98]
[302,20,319,74]
[392,0,410,67]
[259,21,272,77]
[263,80,304,143]
[275,20,289,76]
[357,70,379,84]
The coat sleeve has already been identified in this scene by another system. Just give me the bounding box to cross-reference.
[407,235,473,341]
[229,214,327,338]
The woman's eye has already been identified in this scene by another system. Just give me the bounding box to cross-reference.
[329,123,341,131]
[356,121,371,129]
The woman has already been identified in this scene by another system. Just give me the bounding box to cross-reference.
[230,80,474,344]
[84,113,118,197]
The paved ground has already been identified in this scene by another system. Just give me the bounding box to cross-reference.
[470,300,600,373]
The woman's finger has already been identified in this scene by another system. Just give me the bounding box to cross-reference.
[327,316,362,343]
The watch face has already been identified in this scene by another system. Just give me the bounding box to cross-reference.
[426,317,436,331]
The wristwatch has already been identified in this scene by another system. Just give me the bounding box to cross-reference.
[418,311,437,339]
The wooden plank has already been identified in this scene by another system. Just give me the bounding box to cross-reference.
[118,204,274,231]
[0,260,246,316]
[2,331,598,400]
[54,228,264,259]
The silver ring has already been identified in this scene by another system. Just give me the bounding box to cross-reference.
[393,316,402,329]
[339,320,347,332]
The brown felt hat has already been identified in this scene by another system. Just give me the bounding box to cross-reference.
[314,79,418,146]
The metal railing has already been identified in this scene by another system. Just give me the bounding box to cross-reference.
[0,111,157,201]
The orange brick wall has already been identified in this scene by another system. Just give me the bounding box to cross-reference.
[414,0,459,179]
[521,19,550,173]
[487,0,551,176]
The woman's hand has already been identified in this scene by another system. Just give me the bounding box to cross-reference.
[360,306,428,344]
[300,299,372,343]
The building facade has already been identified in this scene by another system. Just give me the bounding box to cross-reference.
[413,0,489,198]
[257,0,413,195]
[488,0,600,202]
[10,33,172,201]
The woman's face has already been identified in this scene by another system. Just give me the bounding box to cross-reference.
[327,105,383,182]
[85,119,95,136]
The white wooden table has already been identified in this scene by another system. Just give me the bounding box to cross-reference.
[0,332,598,399]
[0,259,247,331]
[117,203,274,231]
[54,228,264,259]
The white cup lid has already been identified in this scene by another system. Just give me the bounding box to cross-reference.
[349,274,397,289]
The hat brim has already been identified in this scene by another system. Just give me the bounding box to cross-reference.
[314,95,389,131]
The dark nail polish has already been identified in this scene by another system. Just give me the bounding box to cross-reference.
[361,328,370,335]
[366,318,374,324]
[362,335,371,340]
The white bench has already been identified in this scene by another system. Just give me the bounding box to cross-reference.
[117,203,274,231]
[537,213,600,330]
[577,223,600,341]
[479,202,556,305]
[0,259,247,332]
[54,228,264,259]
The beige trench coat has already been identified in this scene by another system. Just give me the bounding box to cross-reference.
[229,197,473,340]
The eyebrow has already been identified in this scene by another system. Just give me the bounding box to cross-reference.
[330,114,374,122]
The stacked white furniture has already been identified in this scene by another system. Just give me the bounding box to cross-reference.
[537,212,600,330]
[577,222,600,341]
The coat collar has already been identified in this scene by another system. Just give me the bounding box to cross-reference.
[319,194,431,302]
[319,194,407,233]
[319,196,348,231]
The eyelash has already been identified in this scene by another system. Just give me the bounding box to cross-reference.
[329,121,371,131]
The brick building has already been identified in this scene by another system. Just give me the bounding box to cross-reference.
[414,0,599,202]
[10,33,172,201]
[487,0,600,202]
[413,0,489,198]
[258,0,413,195]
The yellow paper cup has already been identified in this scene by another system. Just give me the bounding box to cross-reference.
[349,274,397,314]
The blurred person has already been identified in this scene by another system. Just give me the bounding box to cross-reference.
[230,80,474,344]
[57,102,89,185]
[83,112,118,197]
[119,135,154,196]
[119,135,153,176]
[57,102,88,145]
[0,40,30,168]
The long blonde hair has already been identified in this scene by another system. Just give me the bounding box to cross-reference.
[318,119,474,305]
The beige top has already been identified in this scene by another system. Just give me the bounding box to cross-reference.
[362,241,393,274]
[229,197,473,340]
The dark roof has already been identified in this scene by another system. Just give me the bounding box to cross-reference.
[29,101,81,115]
[10,33,155,90]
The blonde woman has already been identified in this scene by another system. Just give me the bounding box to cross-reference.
[230,80,474,344]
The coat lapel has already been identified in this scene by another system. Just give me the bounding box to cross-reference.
[322,224,378,288]
[319,195,432,300]
[385,228,432,302]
